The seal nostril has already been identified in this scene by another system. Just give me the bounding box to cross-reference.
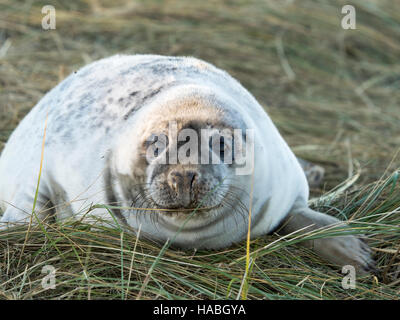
[171,177,177,192]
[168,171,183,193]
[188,171,197,189]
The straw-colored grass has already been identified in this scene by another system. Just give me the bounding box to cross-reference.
[0,0,399,299]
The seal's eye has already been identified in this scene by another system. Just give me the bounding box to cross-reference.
[209,135,234,164]
[219,137,226,159]
[220,136,235,163]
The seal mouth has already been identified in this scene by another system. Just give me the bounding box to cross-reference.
[148,204,221,215]
[126,202,221,212]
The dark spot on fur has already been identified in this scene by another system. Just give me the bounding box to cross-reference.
[141,86,163,103]
[151,64,178,75]
[122,83,175,121]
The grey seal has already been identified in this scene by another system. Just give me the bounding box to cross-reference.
[0,54,374,273]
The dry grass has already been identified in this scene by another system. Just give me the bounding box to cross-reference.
[0,0,399,299]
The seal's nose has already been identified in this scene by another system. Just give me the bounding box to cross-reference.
[168,169,199,207]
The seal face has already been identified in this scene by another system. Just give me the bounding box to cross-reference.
[108,87,256,248]
[0,54,374,273]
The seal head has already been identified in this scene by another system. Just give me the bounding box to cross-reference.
[110,87,253,248]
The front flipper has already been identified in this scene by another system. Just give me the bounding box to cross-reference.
[0,192,53,229]
[277,207,376,275]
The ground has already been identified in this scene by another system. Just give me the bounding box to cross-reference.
[0,0,399,299]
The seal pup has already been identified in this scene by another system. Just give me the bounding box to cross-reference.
[0,55,374,273]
